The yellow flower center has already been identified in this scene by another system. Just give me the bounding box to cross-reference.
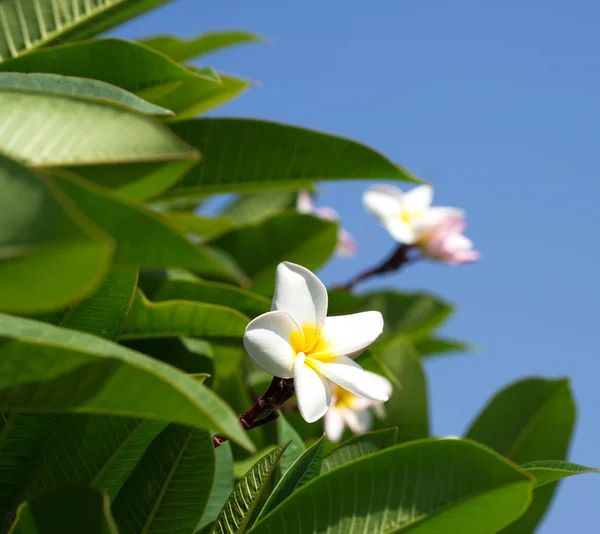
[331,384,355,408]
[290,324,332,359]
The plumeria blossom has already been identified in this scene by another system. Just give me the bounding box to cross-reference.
[363,184,464,245]
[324,372,393,442]
[419,216,480,264]
[297,190,357,257]
[243,262,388,423]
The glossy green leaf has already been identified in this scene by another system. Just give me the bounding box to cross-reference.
[520,460,600,488]
[0,39,216,98]
[120,290,248,340]
[0,0,173,58]
[329,290,452,346]
[163,118,421,197]
[210,213,338,295]
[277,415,305,475]
[111,424,214,534]
[250,439,533,534]
[23,416,165,501]
[140,273,270,318]
[0,72,173,115]
[210,445,287,534]
[0,414,68,531]
[414,336,472,358]
[140,30,264,61]
[221,191,297,226]
[198,443,234,529]
[259,436,325,520]
[54,174,243,284]
[0,314,253,451]
[372,337,429,443]
[0,88,197,169]
[321,428,397,473]
[466,378,575,534]
[152,74,250,119]
[8,486,117,534]
[165,212,235,240]
[0,155,112,313]
[39,269,138,342]
[234,447,279,480]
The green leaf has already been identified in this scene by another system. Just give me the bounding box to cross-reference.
[0,155,112,314]
[329,290,452,346]
[8,486,117,534]
[277,415,305,475]
[53,174,243,284]
[0,414,68,530]
[140,274,270,318]
[321,428,397,473]
[258,436,325,520]
[140,30,264,61]
[466,378,575,534]
[249,439,533,534]
[23,416,165,502]
[198,443,234,529]
[165,212,235,240]
[0,39,215,98]
[372,337,429,443]
[0,314,253,451]
[162,118,421,197]
[120,289,248,341]
[0,88,197,169]
[111,424,214,534]
[0,1,173,58]
[209,213,338,295]
[152,74,250,120]
[0,72,173,115]
[211,445,287,534]
[234,447,279,480]
[414,336,473,358]
[520,460,600,488]
[42,269,139,342]
[221,191,297,226]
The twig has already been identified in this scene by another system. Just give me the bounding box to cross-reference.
[213,376,295,448]
[336,244,414,291]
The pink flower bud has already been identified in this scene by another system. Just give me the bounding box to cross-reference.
[420,216,480,264]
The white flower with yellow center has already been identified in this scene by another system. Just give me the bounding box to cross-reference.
[324,372,393,442]
[243,262,388,423]
[363,184,464,245]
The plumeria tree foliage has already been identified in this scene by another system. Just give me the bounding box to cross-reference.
[0,2,596,533]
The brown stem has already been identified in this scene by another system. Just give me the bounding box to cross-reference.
[213,376,295,448]
[336,243,415,291]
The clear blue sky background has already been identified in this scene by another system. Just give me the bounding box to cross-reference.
[115,1,599,531]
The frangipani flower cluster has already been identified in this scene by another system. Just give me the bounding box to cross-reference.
[363,184,479,264]
[324,372,393,442]
[243,262,388,423]
[297,190,357,257]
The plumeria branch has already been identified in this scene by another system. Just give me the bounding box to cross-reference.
[336,244,415,291]
[213,376,295,448]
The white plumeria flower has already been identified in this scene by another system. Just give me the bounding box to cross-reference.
[297,191,357,257]
[363,184,464,245]
[324,372,393,442]
[243,262,387,423]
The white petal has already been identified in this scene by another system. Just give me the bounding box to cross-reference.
[324,407,345,442]
[312,311,383,359]
[418,206,465,229]
[369,372,393,398]
[383,219,417,244]
[341,407,373,435]
[402,185,433,211]
[350,373,394,410]
[294,352,331,423]
[296,190,315,214]
[310,355,389,402]
[336,228,357,257]
[243,311,300,378]
[363,185,404,222]
[272,262,328,332]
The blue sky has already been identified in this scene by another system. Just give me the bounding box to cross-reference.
[116,1,600,531]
